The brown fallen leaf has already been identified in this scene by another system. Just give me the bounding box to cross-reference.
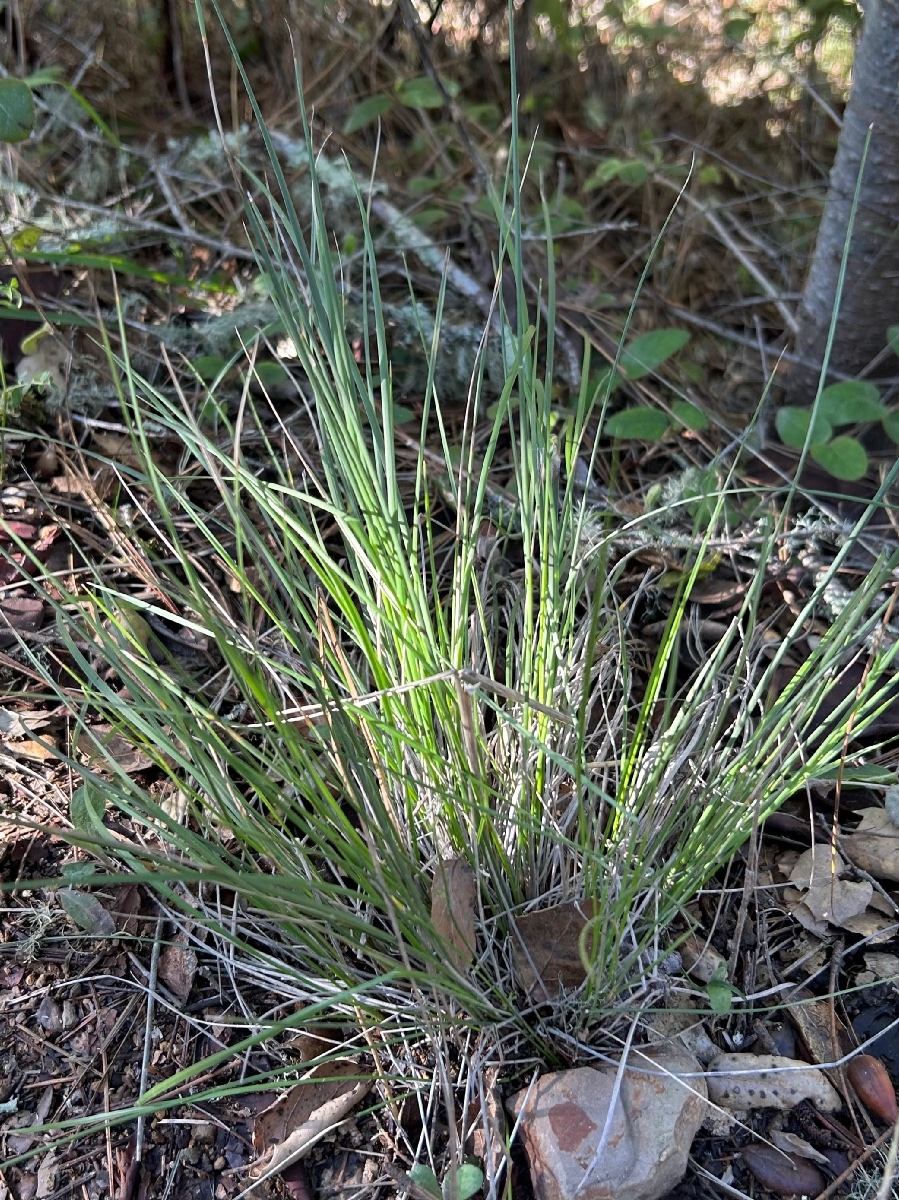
[512,899,600,1000]
[4,736,58,762]
[679,933,727,984]
[34,1150,58,1200]
[786,991,852,1072]
[842,808,899,882]
[465,1065,506,1183]
[0,519,38,542]
[252,1062,369,1177]
[431,857,477,973]
[82,725,155,774]
[0,594,45,646]
[0,962,25,991]
[254,1061,361,1150]
[769,1130,831,1166]
[788,845,872,930]
[0,523,59,588]
[159,928,198,1002]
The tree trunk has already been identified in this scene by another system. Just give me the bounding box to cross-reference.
[789,0,899,405]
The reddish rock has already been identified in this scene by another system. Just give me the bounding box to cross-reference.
[507,1047,706,1200]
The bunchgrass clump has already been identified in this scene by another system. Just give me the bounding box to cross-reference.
[4,13,899,1179]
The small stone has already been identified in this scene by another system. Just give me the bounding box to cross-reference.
[507,1046,706,1200]
[706,1053,841,1113]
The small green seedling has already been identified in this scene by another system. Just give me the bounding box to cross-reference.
[408,1162,484,1200]
[776,376,899,482]
[706,962,738,1015]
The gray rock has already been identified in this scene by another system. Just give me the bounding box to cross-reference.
[705,1053,841,1112]
[506,1046,706,1200]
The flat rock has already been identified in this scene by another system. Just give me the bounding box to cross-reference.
[506,1046,706,1200]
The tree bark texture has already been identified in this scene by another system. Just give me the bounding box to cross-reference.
[790,0,899,403]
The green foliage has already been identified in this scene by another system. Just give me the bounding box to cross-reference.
[193,354,228,382]
[462,101,502,127]
[252,360,289,388]
[883,411,899,444]
[816,380,885,425]
[58,887,116,937]
[604,406,669,439]
[0,78,34,143]
[395,76,452,109]
[775,406,832,450]
[344,95,393,134]
[706,963,737,1015]
[810,435,868,481]
[409,1163,484,1200]
[671,399,710,432]
[597,329,698,442]
[619,328,691,379]
[8,0,899,1166]
[69,784,106,833]
[586,156,649,189]
[776,377,899,482]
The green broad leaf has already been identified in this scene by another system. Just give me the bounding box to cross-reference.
[604,407,669,440]
[412,208,447,229]
[706,962,735,1014]
[391,404,416,425]
[408,1165,441,1200]
[612,160,648,185]
[70,784,106,832]
[817,380,884,425]
[810,436,868,481]
[20,323,51,356]
[193,355,229,383]
[200,397,227,425]
[11,226,42,253]
[395,76,445,109]
[61,862,98,883]
[883,411,899,444]
[619,328,690,379]
[22,67,63,88]
[407,175,439,197]
[344,95,393,134]
[585,157,649,189]
[0,78,34,143]
[59,888,117,937]
[775,406,832,449]
[254,361,289,387]
[681,360,706,383]
[448,1165,484,1200]
[887,325,899,357]
[671,400,709,432]
[707,976,734,1014]
[462,101,501,126]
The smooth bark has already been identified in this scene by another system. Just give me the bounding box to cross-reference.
[790,0,899,403]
